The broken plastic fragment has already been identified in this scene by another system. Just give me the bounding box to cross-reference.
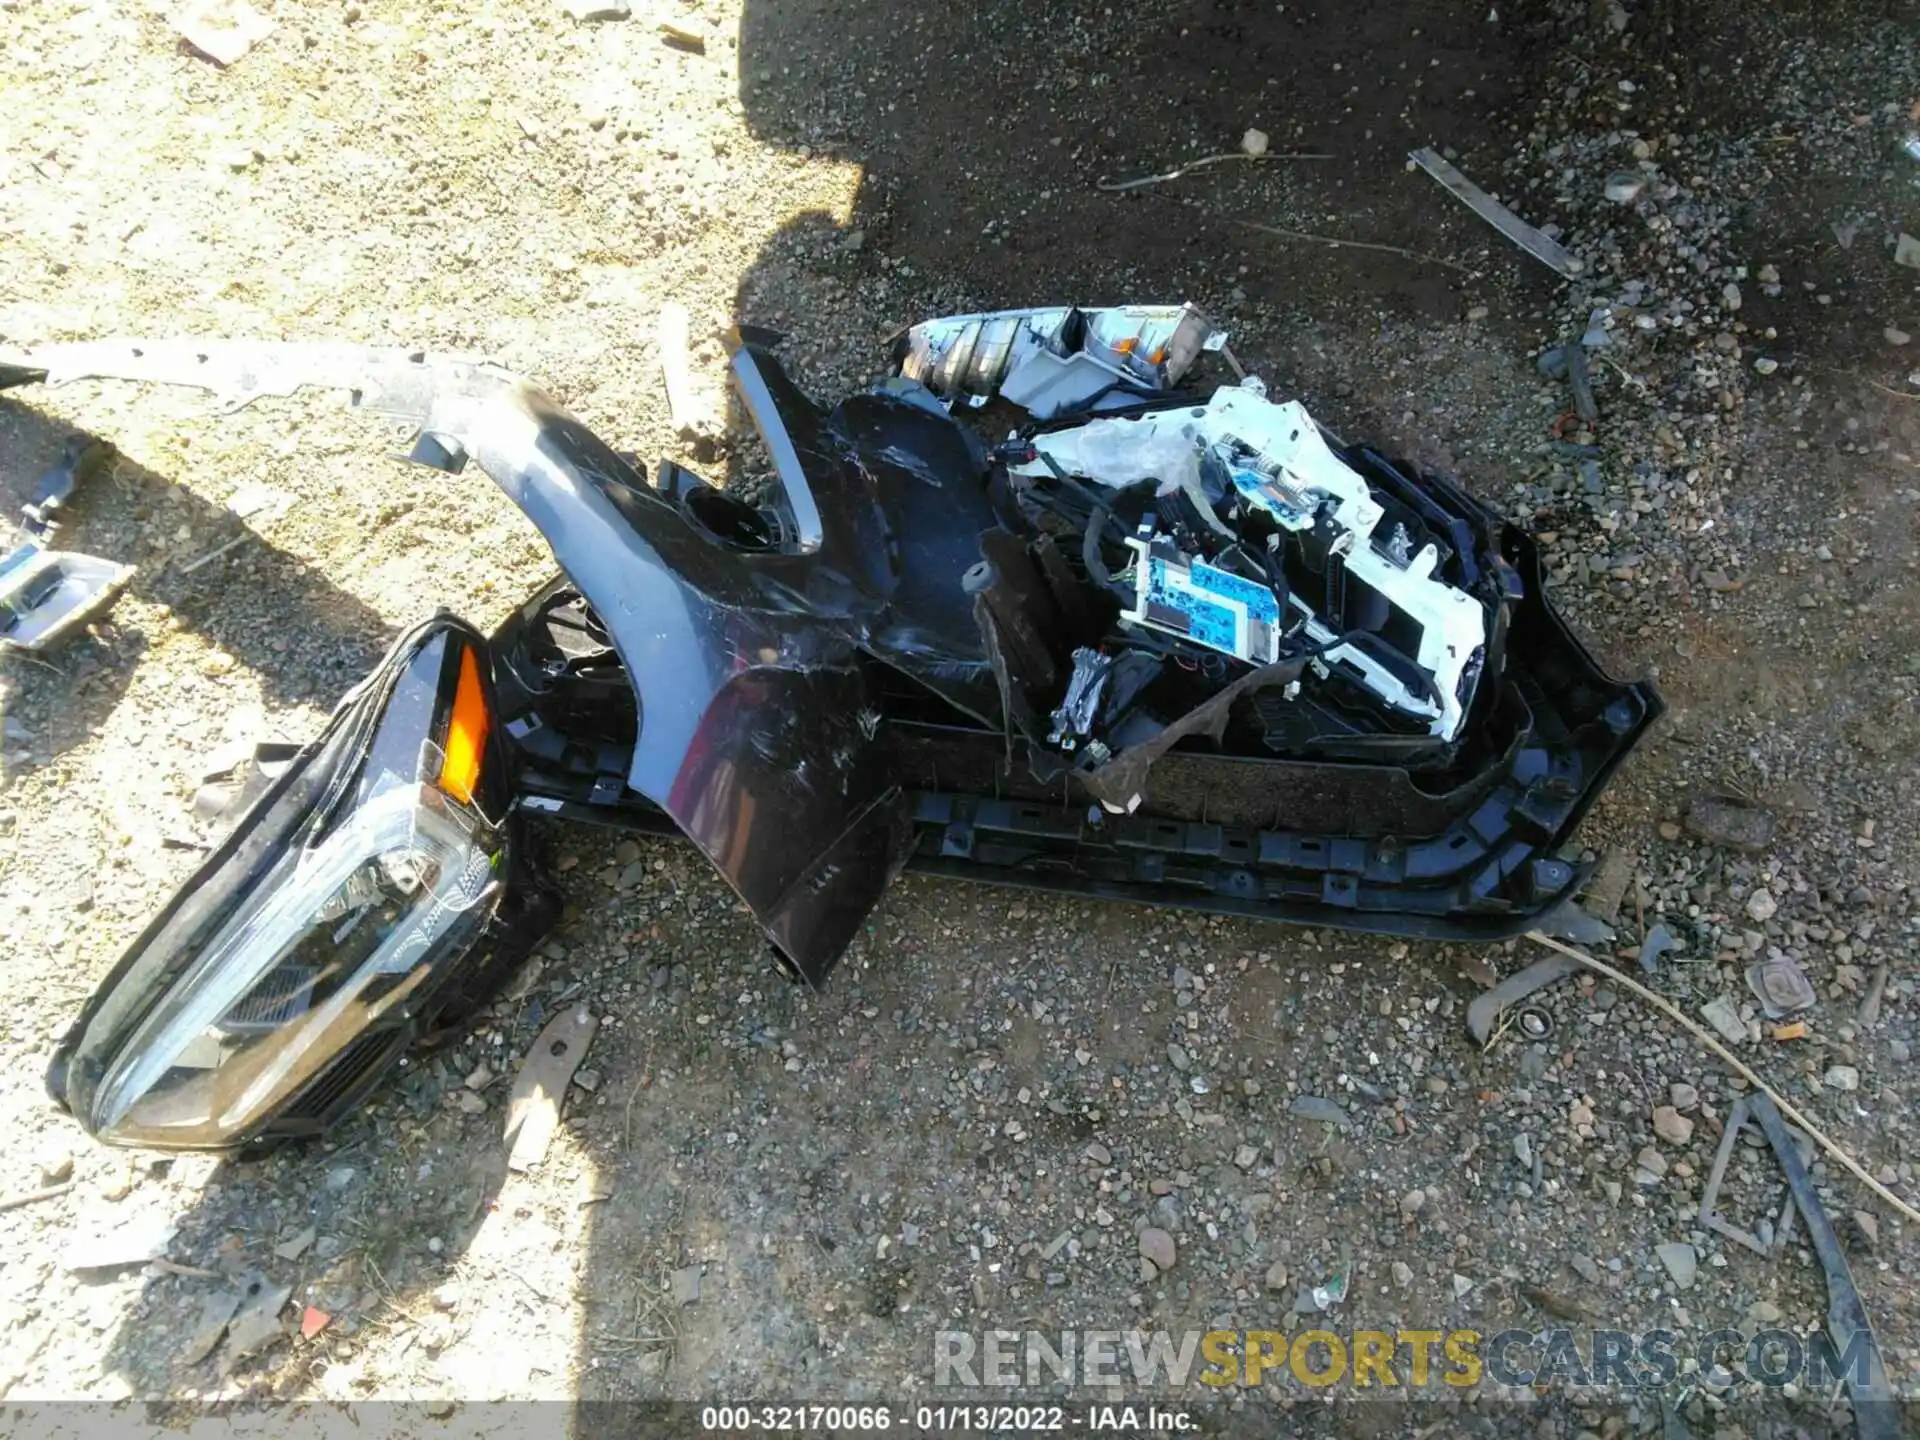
[1408,147,1582,278]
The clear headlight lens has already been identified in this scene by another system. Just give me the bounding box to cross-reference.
[91,783,500,1143]
[59,621,512,1150]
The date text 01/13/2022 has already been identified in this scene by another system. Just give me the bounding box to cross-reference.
[697,1403,1195,1431]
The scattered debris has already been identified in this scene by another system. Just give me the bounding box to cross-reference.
[1514,1007,1553,1040]
[561,0,631,19]
[504,1005,599,1173]
[299,1305,331,1340]
[1289,1096,1353,1130]
[1296,1245,1352,1313]
[171,0,274,67]
[1683,792,1776,852]
[1636,922,1679,974]
[670,1265,703,1305]
[1580,846,1634,922]
[657,19,705,51]
[1407,147,1582,278]
[1746,956,1815,1017]
[221,1274,294,1370]
[272,1226,316,1262]
[1537,897,1615,947]
[180,1287,245,1367]
[1096,147,1330,193]
[1700,995,1749,1045]
[1530,932,1920,1227]
[1745,1093,1901,1440]
[1654,1241,1697,1290]
[62,1214,177,1272]
[1771,1020,1809,1041]
[1466,952,1581,1047]
[0,434,133,653]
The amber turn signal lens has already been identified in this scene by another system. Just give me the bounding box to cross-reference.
[437,645,489,804]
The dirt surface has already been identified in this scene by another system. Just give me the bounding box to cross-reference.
[3,0,1920,1432]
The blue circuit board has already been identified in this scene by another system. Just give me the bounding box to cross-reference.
[1139,551,1280,659]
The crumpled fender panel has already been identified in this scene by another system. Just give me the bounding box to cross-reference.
[0,339,959,984]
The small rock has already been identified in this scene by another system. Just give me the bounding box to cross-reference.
[1722,283,1743,311]
[1823,1065,1860,1092]
[1570,1254,1601,1285]
[1652,1107,1694,1145]
[1753,357,1778,376]
[1896,234,1920,271]
[1852,1210,1879,1247]
[1452,1273,1474,1299]
[1747,1300,1783,1325]
[1669,1083,1699,1112]
[1635,1145,1667,1183]
[1887,327,1912,347]
[1701,996,1749,1045]
[671,1266,703,1304]
[1513,1134,1533,1169]
[1084,1141,1113,1166]
[272,1226,316,1261]
[37,1146,74,1187]
[1603,172,1645,204]
[173,0,275,67]
[1264,1261,1290,1292]
[1744,888,1777,922]
[1391,1260,1414,1289]
[1289,1096,1351,1129]
[1240,128,1269,158]
[1233,1144,1259,1171]
[1138,1228,1177,1272]
[562,0,630,17]
[1166,1043,1190,1072]
[1655,1242,1697,1290]
[1400,1188,1426,1218]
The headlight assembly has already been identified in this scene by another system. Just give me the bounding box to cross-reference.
[49,617,525,1151]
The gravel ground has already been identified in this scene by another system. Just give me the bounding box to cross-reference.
[3,0,1919,1432]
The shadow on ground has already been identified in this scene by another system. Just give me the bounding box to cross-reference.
[0,396,395,769]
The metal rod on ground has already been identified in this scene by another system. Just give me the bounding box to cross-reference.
[1526,930,1920,1226]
